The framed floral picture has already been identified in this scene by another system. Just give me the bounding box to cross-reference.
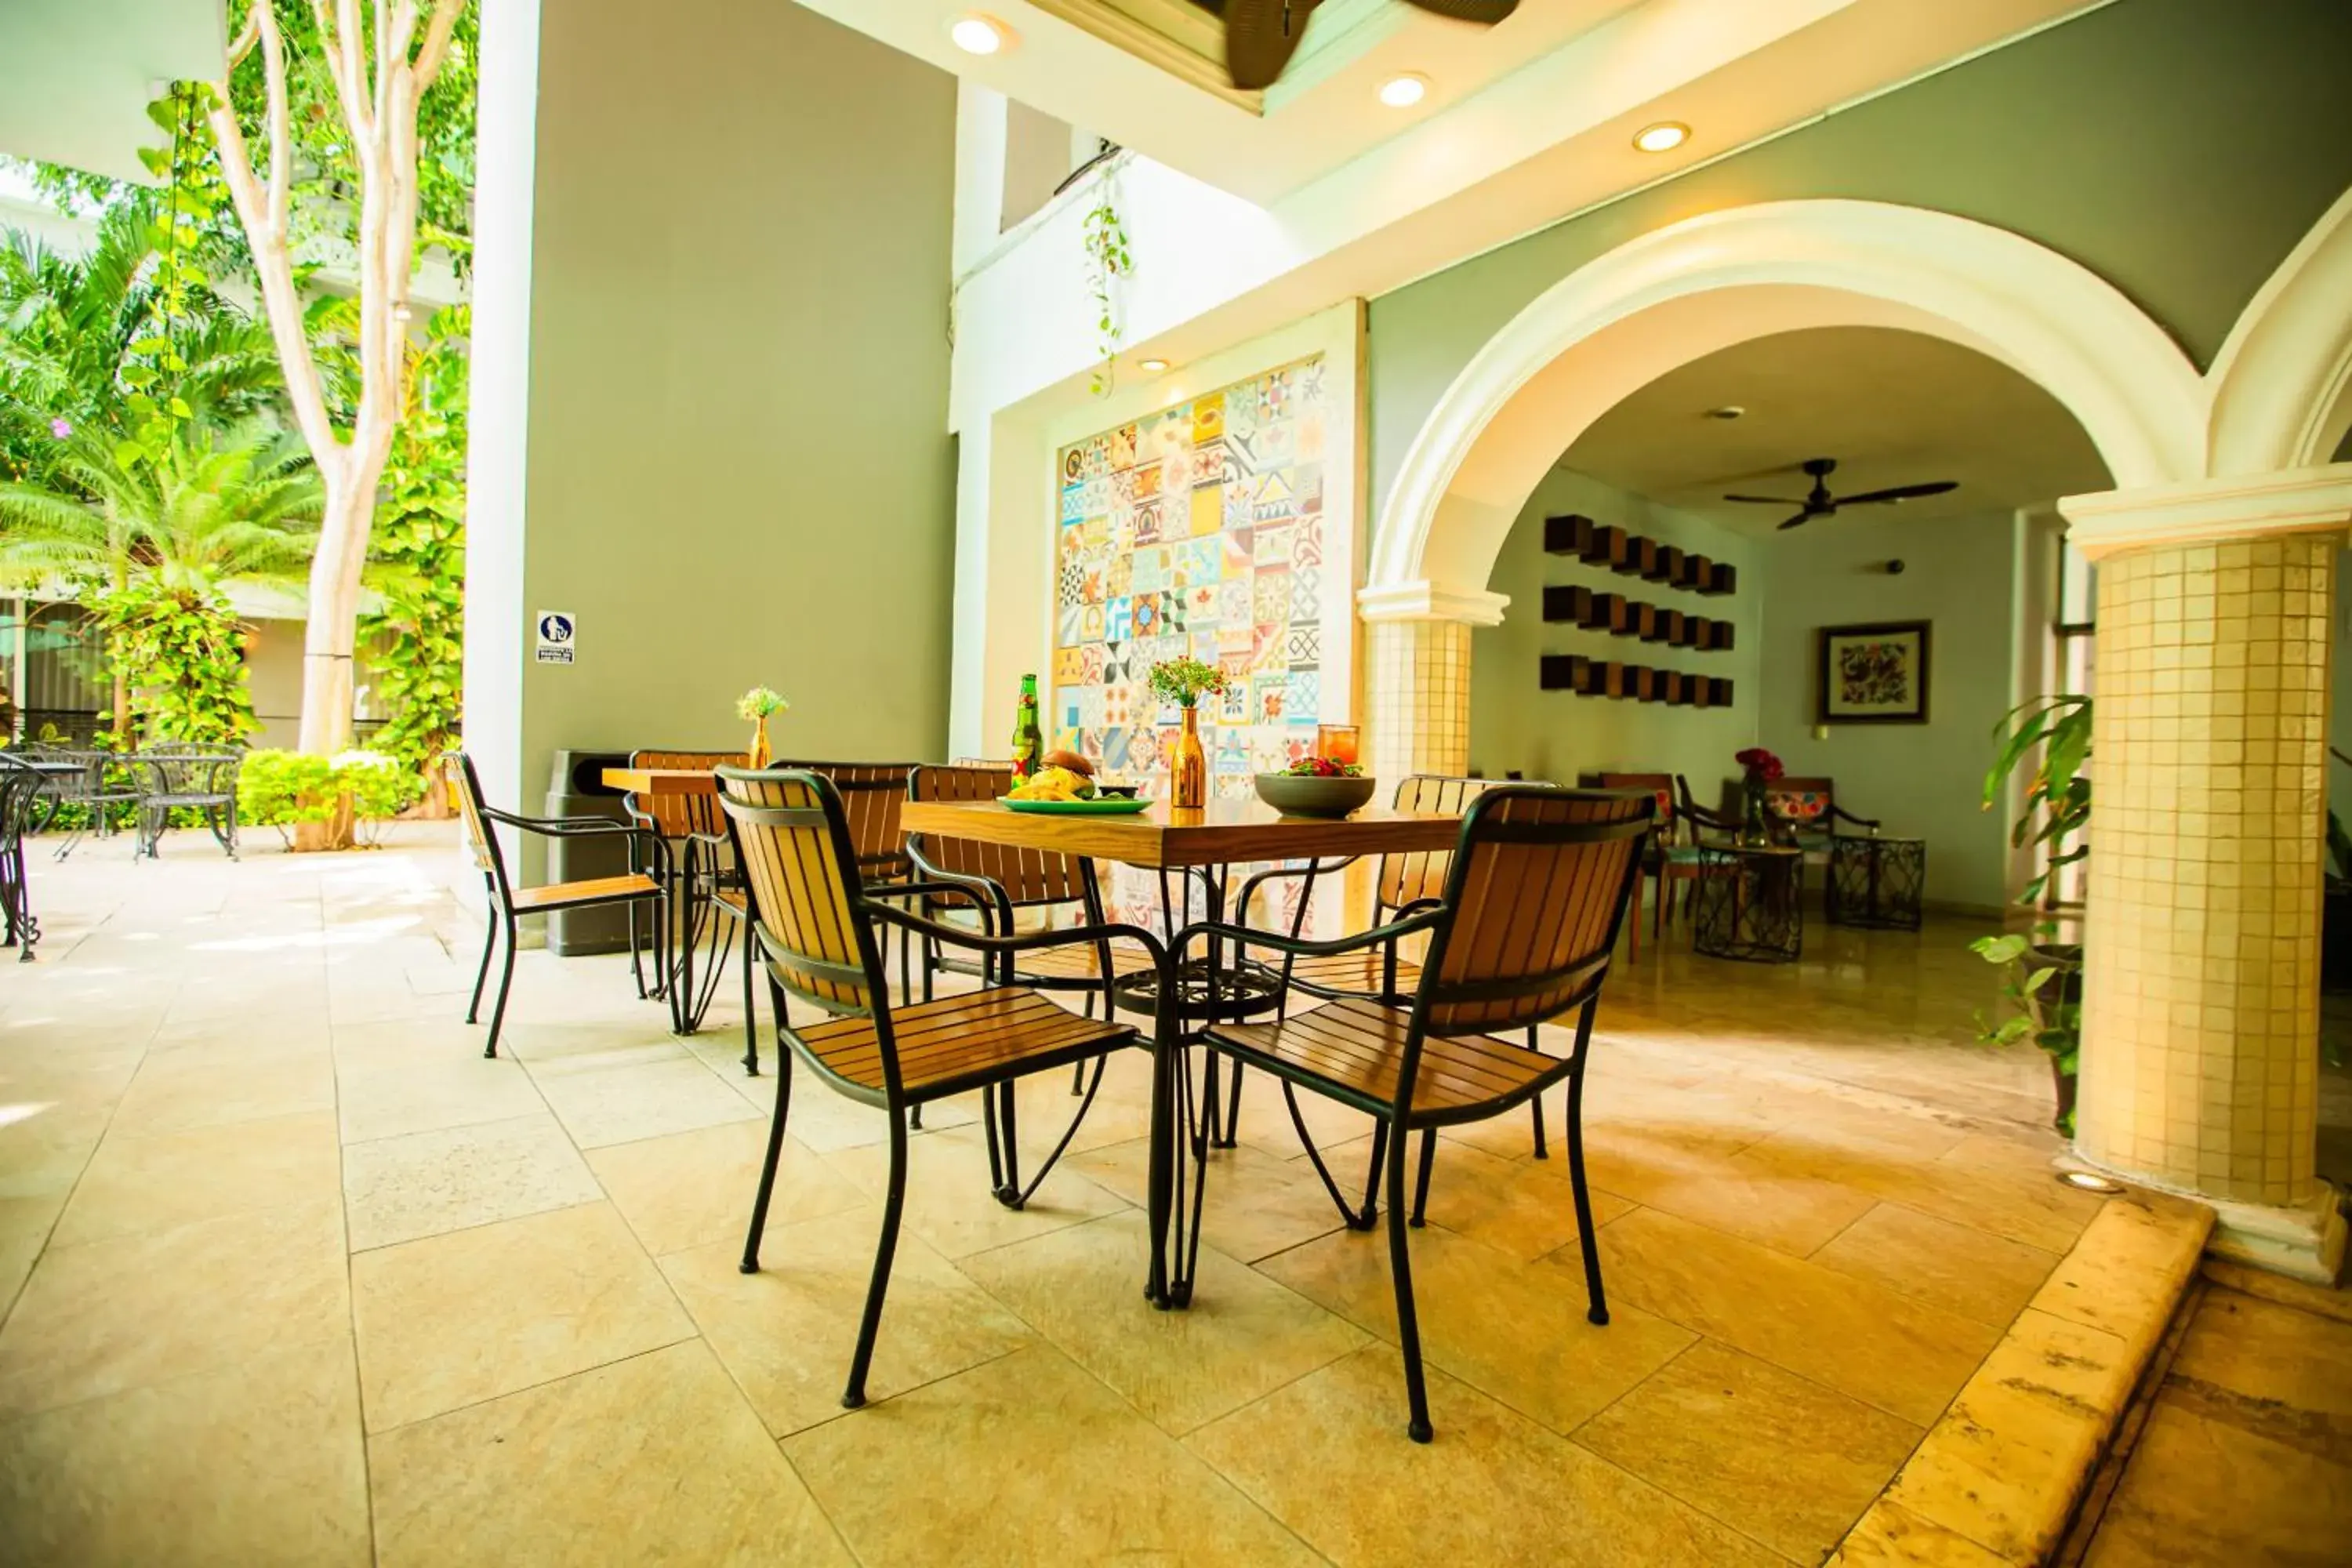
[1817,621,1930,724]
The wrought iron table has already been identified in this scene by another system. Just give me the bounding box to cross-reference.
[1827,833,1926,931]
[1692,842,1805,963]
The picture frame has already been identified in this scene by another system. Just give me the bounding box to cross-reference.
[1817,620,1930,724]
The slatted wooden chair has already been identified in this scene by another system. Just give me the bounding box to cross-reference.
[1595,771,1686,952]
[1193,785,1652,1442]
[718,766,1165,1409]
[622,748,747,1038]
[445,753,670,1058]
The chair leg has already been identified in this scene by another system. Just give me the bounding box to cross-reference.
[993,1082,1024,1210]
[466,905,498,1025]
[1385,1122,1435,1443]
[483,912,518,1059]
[1565,1068,1610,1327]
[626,898,648,1000]
[1526,1025,1549,1160]
[1357,1120,1390,1230]
[740,1050,793,1273]
[1628,875,1642,963]
[843,1108,909,1410]
[1221,1057,1243,1149]
[1409,1127,1436,1228]
[739,914,760,1076]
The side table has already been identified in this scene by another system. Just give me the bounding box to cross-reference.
[1693,843,1804,963]
[1828,834,1926,931]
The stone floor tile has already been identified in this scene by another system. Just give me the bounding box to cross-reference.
[1075,1134,1353,1262]
[1408,1135,1639,1261]
[659,1205,1029,1436]
[370,1339,853,1568]
[819,1120,1130,1259]
[2165,1287,2352,1465]
[106,1041,336,1138]
[52,1110,342,1249]
[343,1112,603,1251]
[353,1200,693,1432]
[0,1225,45,1323]
[2028,1191,2211,1347]
[586,1120,866,1258]
[786,1343,1321,1567]
[0,1200,349,1420]
[1576,1338,1923,1562]
[2082,1403,2352,1568]
[1831,1497,2013,1566]
[1188,1343,1784,1568]
[0,1334,369,1567]
[1810,1203,2060,1328]
[960,1210,1366,1434]
[336,1051,549,1143]
[1261,1221,1693,1435]
[1591,1207,1999,1426]
[529,1054,760,1149]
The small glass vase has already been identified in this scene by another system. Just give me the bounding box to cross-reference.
[1171,706,1208,809]
[1740,778,1769,846]
[748,715,772,771]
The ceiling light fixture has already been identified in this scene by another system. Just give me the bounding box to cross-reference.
[1377,74,1429,109]
[1704,405,1744,421]
[1138,357,1171,373]
[1633,121,1690,154]
[2057,1170,2126,1196]
[949,15,1007,55]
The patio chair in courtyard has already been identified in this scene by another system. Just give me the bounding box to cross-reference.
[446,753,671,1058]
[1192,785,1652,1442]
[0,755,47,960]
[130,744,244,860]
[718,764,1165,1408]
[622,748,747,1044]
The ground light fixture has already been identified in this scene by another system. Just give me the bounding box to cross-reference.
[949,14,1007,54]
[1377,74,1429,109]
[2057,1169,2127,1195]
[1633,120,1690,153]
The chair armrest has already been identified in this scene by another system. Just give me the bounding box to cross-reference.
[902,840,1015,937]
[862,901,1170,974]
[1173,906,1444,966]
[1828,804,1881,830]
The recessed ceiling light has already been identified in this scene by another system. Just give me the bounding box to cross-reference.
[949,15,1006,54]
[1633,121,1690,154]
[1377,74,1429,109]
[1138,357,1171,373]
[2057,1169,2126,1195]
[1704,405,1744,421]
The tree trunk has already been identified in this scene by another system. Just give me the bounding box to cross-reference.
[292,470,375,849]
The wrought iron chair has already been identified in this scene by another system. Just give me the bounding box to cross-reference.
[1595,771,1687,951]
[445,753,671,1058]
[1764,775,1879,864]
[622,749,746,1037]
[718,765,1167,1409]
[1231,775,1555,1223]
[0,755,47,961]
[130,744,243,860]
[1191,785,1652,1442]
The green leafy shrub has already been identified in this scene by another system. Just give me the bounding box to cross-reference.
[239,747,420,848]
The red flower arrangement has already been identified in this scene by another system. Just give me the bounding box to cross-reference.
[1734,746,1784,782]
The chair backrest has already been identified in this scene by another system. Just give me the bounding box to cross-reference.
[776,760,918,883]
[0,755,45,843]
[626,748,742,838]
[443,753,511,890]
[1378,774,1532,911]
[1766,775,1835,829]
[717,767,887,1028]
[1416,786,1653,1040]
[137,744,242,798]
[906,764,1089,907]
[1596,772,1675,830]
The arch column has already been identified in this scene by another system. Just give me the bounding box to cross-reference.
[1356,581,1506,782]
[2063,464,2352,1284]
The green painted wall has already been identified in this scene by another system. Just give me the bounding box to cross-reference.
[1367,0,2352,512]
[515,0,956,828]
[1472,470,1762,789]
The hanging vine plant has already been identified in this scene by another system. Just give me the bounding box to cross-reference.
[1081,169,1134,397]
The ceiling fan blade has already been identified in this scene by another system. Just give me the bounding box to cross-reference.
[1840,480,1960,506]
[1776,511,1812,531]
[1221,0,1319,89]
[1722,494,1802,506]
[1400,0,1520,21]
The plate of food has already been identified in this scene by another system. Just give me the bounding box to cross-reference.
[1000,753,1152,813]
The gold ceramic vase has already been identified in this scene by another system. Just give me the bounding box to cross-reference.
[748,716,772,771]
[1171,706,1208,808]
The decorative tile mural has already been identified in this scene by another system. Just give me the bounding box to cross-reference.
[1051,354,1329,799]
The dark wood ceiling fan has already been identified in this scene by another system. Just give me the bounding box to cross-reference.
[1724,457,1959,531]
[1192,0,1520,92]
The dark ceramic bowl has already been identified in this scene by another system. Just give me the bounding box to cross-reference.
[1254,772,1377,818]
[1094,782,1140,800]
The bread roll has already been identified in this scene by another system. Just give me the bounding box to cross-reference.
[1041,749,1094,777]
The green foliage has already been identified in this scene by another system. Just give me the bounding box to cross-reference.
[239,747,421,848]
[1969,935,2081,1134]
[93,577,256,744]
[358,307,470,775]
[1082,171,1134,397]
[1981,693,2092,907]
[1147,656,1226,709]
[735,686,790,721]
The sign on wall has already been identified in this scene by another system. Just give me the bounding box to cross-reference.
[534,611,576,666]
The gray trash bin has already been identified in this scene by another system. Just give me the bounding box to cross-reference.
[544,750,637,956]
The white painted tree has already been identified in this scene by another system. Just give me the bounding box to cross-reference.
[202,0,467,839]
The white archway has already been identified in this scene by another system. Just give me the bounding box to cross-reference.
[2209,186,2352,475]
[1368,198,2209,600]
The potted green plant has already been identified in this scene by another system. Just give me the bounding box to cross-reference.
[1971,693,2090,1131]
[1147,656,1225,808]
[736,687,789,769]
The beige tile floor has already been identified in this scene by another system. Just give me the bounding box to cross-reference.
[0,825,2202,1566]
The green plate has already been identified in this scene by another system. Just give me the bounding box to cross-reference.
[1000,797,1152,815]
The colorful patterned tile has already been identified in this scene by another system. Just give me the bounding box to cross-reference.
[1109,423,1138,470]
[1222,528,1253,573]
[1193,437,1232,489]
[1296,411,1327,463]
[1285,669,1319,724]
[1057,607,1084,649]
[1192,394,1225,445]
[1191,630,1222,665]
[1286,624,1321,666]
[1253,673,1291,725]
[1189,485,1221,538]
[1254,524,1294,565]
[1252,570,1292,627]
[1054,645,1085,684]
[1105,597,1132,642]
[1131,547,1166,595]
[1185,584,1220,626]
[1131,499,1163,546]
[1101,728,1131,771]
[1290,565,1322,622]
[1252,471,1296,525]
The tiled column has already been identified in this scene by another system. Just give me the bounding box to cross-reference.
[1356,581,1507,783]
[2062,467,2352,1283]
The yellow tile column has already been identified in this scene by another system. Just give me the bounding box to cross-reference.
[1356,581,1507,783]
[2062,466,2352,1284]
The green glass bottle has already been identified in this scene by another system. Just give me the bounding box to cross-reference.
[1011,673,1043,778]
